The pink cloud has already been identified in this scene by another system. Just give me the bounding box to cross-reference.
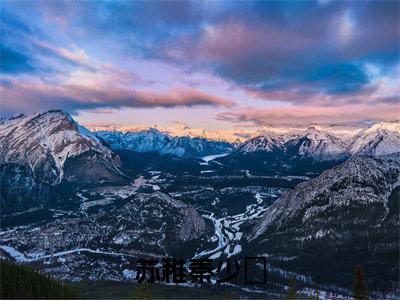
[0,78,235,115]
[244,82,380,106]
[217,105,400,125]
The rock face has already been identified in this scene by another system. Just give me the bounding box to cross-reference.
[0,163,50,215]
[236,133,285,153]
[349,122,400,156]
[0,110,126,215]
[179,206,209,241]
[96,129,170,154]
[236,122,399,161]
[95,129,232,157]
[285,126,349,160]
[248,154,400,292]
[0,110,125,186]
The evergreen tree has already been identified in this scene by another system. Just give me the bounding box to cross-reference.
[353,265,368,300]
[0,261,81,299]
[286,277,298,300]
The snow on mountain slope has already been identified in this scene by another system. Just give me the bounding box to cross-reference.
[161,136,231,157]
[250,153,400,239]
[349,121,400,156]
[96,129,232,157]
[246,153,400,292]
[96,128,171,153]
[88,122,363,144]
[91,123,255,143]
[236,132,285,153]
[236,122,399,160]
[0,110,124,185]
[236,126,349,160]
[286,126,349,160]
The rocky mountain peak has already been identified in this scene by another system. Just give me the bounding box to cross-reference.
[0,110,124,185]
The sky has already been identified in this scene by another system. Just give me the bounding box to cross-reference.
[1,0,399,130]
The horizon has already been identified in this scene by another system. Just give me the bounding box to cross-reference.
[2,108,399,143]
[1,1,399,130]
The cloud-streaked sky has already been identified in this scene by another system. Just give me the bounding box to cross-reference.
[1,0,399,129]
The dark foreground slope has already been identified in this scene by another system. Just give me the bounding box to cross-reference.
[0,261,81,299]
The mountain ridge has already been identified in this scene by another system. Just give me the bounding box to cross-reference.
[246,153,400,292]
[235,122,399,160]
[95,129,232,157]
[0,110,125,185]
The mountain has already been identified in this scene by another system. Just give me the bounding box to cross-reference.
[285,126,349,160]
[235,126,349,161]
[161,136,231,157]
[236,132,285,153]
[0,110,125,185]
[248,154,400,292]
[349,121,400,156]
[88,122,364,144]
[95,129,171,153]
[91,123,254,143]
[0,110,126,215]
[235,122,399,161]
[95,130,232,157]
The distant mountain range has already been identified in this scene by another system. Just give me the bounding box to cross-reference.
[88,122,369,143]
[235,122,400,160]
[95,129,232,157]
[1,111,398,186]
[1,110,398,179]
[97,121,400,161]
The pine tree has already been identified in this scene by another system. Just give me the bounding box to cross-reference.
[0,261,81,299]
[353,265,368,300]
[286,277,298,300]
[309,290,319,300]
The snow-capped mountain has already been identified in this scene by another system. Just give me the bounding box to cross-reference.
[95,129,232,157]
[349,121,400,156]
[0,110,125,185]
[236,122,399,160]
[236,126,349,160]
[88,122,364,144]
[161,136,231,157]
[96,128,171,153]
[236,133,285,153]
[250,154,400,238]
[91,123,254,143]
[285,126,349,160]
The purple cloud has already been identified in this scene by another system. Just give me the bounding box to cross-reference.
[0,77,235,116]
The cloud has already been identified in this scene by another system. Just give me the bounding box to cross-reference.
[217,105,400,126]
[1,1,398,122]
[0,76,235,115]
[34,41,95,71]
[155,2,399,105]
